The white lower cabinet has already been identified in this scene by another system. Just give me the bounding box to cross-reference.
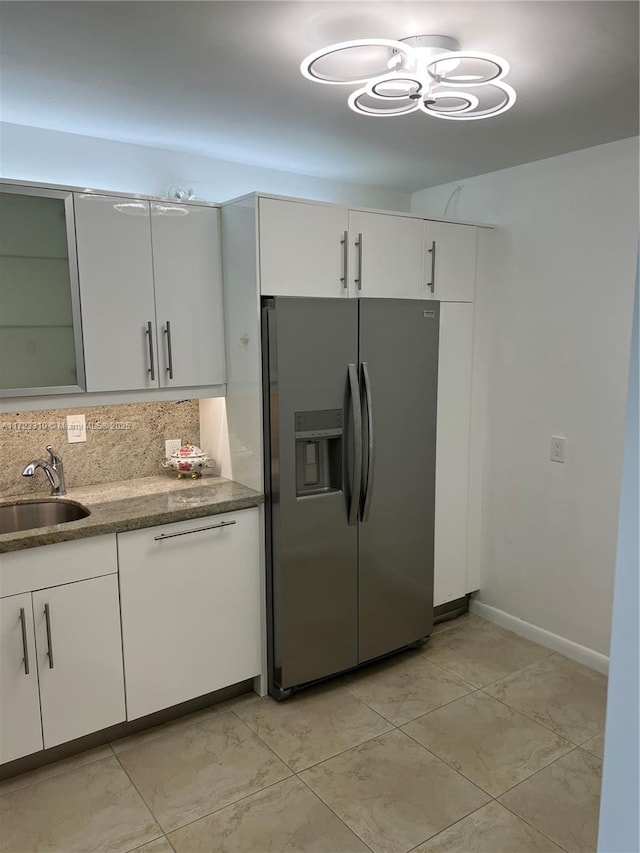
[33,575,125,748]
[118,507,261,720]
[0,536,125,763]
[0,593,42,764]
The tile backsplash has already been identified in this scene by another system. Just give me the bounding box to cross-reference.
[0,400,200,497]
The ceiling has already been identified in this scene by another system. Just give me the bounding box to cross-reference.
[0,1,638,193]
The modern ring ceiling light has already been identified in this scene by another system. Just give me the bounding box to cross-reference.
[300,35,516,121]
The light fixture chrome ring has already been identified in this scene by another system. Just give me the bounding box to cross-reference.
[368,75,423,99]
[426,51,509,87]
[300,38,410,85]
[419,91,479,115]
[425,81,516,120]
[348,87,420,116]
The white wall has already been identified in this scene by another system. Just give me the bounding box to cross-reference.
[598,259,639,853]
[412,138,639,659]
[0,122,410,211]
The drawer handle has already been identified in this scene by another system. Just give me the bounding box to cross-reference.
[154,519,237,541]
[44,603,54,669]
[19,607,30,675]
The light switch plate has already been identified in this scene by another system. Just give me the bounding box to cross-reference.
[66,414,86,443]
[165,439,181,458]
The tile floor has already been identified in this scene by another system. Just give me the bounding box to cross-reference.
[0,613,608,853]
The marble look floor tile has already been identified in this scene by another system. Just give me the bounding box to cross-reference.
[485,654,608,744]
[402,692,573,796]
[420,616,552,687]
[342,653,474,725]
[230,683,393,771]
[116,710,292,833]
[0,743,113,795]
[499,749,602,852]
[414,801,563,852]
[111,702,226,755]
[0,755,161,853]
[581,732,605,759]
[169,776,370,853]
[129,838,174,853]
[300,729,490,853]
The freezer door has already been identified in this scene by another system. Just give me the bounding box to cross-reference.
[263,297,359,691]
[358,299,439,662]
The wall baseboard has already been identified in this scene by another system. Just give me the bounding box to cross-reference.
[469,599,609,675]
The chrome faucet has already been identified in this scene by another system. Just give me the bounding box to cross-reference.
[22,446,66,496]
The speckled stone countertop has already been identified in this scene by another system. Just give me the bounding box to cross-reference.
[0,475,263,553]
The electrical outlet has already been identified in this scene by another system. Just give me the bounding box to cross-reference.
[550,435,567,463]
[66,414,86,443]
[165,439,181,458]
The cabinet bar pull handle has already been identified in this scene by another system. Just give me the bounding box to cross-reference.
[361,361,375,523]
[44,603,54,669]
[340,230,348,290]
[347,363,363,526]
[154,519,237,541]
[427,240,436,293]
[165,321,174,379]
[19,607,30,675]
[146,321,156,381]
[355,233,363,291]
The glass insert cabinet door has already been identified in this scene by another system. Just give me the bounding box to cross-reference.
[0,184,85,396]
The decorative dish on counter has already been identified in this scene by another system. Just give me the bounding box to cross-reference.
[161,442,216,479]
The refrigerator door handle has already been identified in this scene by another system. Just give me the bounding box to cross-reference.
[347,363,363,526]
[361,361,375,522]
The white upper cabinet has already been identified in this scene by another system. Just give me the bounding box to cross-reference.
[151,202,225,387]
[75,194,225,392]
[423,221,477,302]
[258,197,349,298]
[0,186,86,397]
[75,194,157,392]
[348,210,424,299]
[258,198,425,300]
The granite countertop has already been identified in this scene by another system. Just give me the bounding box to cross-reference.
[0,475,263,553]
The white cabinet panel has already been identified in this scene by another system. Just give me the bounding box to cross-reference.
[423,221,477,302]
[0,594,42,763]
[348,210,424,299]
[0,534,118,599]
[33,574,125,748]
[259,198,349,297]
[434,303,474,607]
[118,508,261,720]
[75,194,157,392]
[151,203,226,387]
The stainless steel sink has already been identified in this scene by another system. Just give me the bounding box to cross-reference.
[0,499,90,535]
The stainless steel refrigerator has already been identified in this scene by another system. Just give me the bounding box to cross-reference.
[262,297,439,699]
